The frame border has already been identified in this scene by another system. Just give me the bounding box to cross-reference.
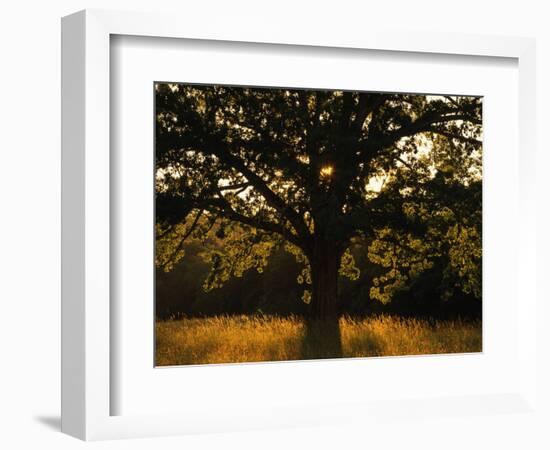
[61,9,537,440]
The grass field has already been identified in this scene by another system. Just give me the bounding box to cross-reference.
[155,315,482,366]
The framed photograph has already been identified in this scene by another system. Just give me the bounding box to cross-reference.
[61,9,537,441]
[152,83,483,367]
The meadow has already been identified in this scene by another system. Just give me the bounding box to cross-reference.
[155,315,482,366]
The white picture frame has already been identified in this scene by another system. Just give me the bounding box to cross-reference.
[61,9,537,441]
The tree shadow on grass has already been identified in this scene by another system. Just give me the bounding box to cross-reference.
[300,317,343,360]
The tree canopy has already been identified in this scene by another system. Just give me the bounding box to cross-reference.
[155,84,482,318]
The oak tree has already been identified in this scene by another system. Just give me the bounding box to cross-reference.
[155,84,482,319]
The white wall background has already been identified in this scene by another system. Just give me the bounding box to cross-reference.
[0,1,548,449]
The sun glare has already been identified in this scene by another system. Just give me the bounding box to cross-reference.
[320,165,334,178]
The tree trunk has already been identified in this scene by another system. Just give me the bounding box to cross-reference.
[301,316,342,359]
[301,238,343,358]
[309,239,341,319]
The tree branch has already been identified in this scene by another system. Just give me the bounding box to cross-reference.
[361,108,481,157]
[204,139,311,240]
[160,208,204,268]
[218,182,251,191]
[428,129,482,146]
[353,94,387,133]
[199,193,305,249]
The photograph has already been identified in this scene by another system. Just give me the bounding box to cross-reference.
[154,83,483,366]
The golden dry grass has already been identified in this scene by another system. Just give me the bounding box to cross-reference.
[155,315,482,366]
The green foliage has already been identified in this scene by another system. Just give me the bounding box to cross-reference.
[200,225,280,291]
[365,130,482,304]
[339,248,361,281]
[368,229,434,304]
[284,242,312,303]
[446,224,482,298]
[155,222,187,272]
[301,290,312,305]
